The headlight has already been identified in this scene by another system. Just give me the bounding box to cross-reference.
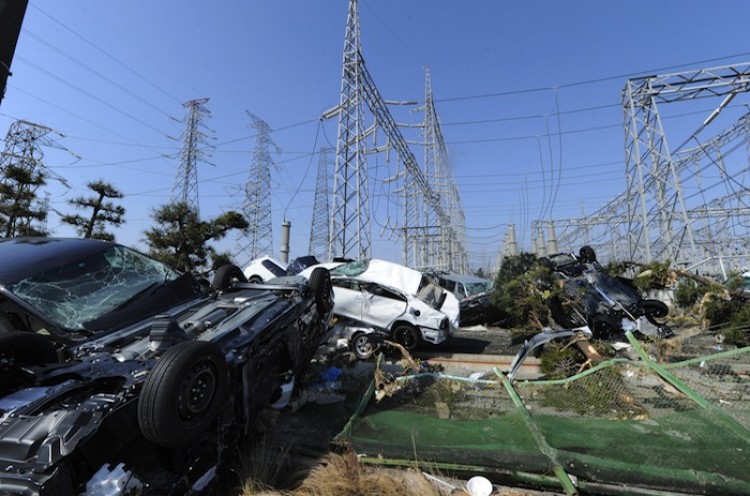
[439,317,448,330]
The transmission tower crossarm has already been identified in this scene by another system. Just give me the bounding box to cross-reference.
[629,63,750,103]
[358,61,441,209]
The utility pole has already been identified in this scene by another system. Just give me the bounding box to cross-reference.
[173,98,211,218]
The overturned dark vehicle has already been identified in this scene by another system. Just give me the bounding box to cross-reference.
[0,238,333,495]
[540,246,671,338]
[507,247,671,379]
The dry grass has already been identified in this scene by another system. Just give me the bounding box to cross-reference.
[237,434,294,495]
[239,450,545,496]
[240,450,448,496]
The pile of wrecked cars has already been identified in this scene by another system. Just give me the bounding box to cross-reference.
[0,237,334,495]
[303,258,460,360]
[509,246,672,379]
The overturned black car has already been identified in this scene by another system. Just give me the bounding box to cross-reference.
[507,247,671,380]
[540,246,671,338]
[0,238,333,495]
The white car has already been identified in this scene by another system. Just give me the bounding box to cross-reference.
[310,259,460,354]
[243,255,288,282]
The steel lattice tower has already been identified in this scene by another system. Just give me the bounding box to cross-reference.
[0,120,70,236]
[548,63,750,272]
[173,98,211,218]
[309,147,333,260]
[329,0,371,260]
[423,67,468,273]
[622,63,750,265]
[242,111,277,260]
[327,0,467,268]
[420,67,440,270]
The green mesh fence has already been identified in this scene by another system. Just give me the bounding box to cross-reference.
[336,333,750,495]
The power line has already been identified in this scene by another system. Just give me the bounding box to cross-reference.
[16,55,169,137]
[21,29,177,122]
[29,3,183,106]
[434,51,750,104]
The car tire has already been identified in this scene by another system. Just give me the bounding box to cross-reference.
[44,461,75,496]
[351,332,375,360]
[392,324,420,351]
[138,341,228,448]
[212,264,248,290]
[579,245,597,263]
[0,332,58,365]
[638,299,668,319]
[248,276,263,283]
[309,268,333,314]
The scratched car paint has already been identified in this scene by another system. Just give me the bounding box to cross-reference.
[0,238,333,495]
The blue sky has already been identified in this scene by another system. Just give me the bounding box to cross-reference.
[2,0,750,271]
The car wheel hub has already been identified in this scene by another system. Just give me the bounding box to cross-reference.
[178,363,216,420]
[355,336,372,354]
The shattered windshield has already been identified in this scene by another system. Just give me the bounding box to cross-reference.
[330,260,369,277]
[10,245,180,331]
[465,281,492,296]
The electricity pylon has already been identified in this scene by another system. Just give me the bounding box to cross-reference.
[242,111,278,260]
[329,0,371,260]
[550,63,750,271]
[309,148,333,260]
[173,98,211,218]
[328,0,467,269]
[0,120,73,237]
[422,66,468,273]
[623,63,750,265]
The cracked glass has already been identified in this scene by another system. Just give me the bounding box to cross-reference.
[9,245,179,331]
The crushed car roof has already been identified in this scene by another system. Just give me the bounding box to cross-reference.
[330,259,425,295]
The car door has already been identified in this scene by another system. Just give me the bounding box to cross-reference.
[360,282,408,330]
[330,278,365,322]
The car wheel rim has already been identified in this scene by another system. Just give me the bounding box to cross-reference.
[177,362,217,421]
[397,328,415,348]
[355,336,372,356]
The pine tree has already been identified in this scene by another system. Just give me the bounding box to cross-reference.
[61,180,125,241]
[0,162,47,237]
[144,202,248,273]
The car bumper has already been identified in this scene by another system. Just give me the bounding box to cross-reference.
[418,327,448,345]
